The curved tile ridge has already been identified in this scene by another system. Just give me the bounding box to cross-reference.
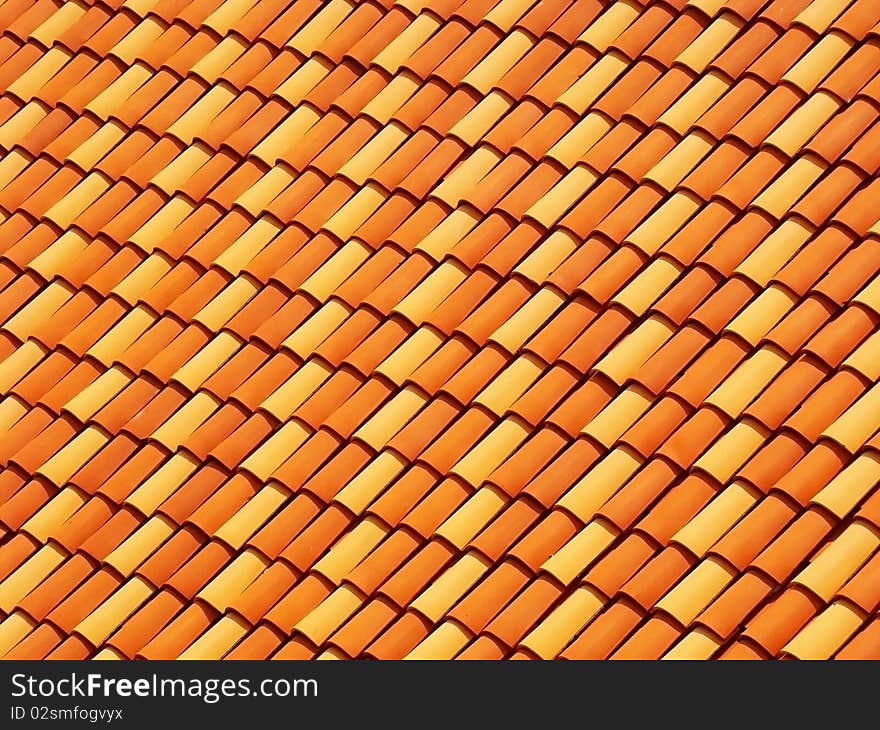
[0,0,877,661]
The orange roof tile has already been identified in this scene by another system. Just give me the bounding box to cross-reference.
[0,0,878,661]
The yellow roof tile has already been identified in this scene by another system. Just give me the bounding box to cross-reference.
[4,280,74,341]
[190,36,249,82]
[662,627,722,660]
[214,482,291,550]
[36,425,108,486]
[126,452,200,516]
[87,305,156,365]
[339,124,409,184]
[203,0,258,35]
[335,450,407,515]
[484,0,538,31]
[0,102,46,150]
[627,191,702,255]
[410,551,491,622]
[520,585,605,659]
[252,105,323,163]
[675,13,744,73]
[62,367,133,422]
[241,421,312,481]
[725,284,798,345]
[295,585,364,645]
[151,391,222,451]
[451,417,531,486]
[782,32,852,93]
[541,518,619,584]
[822,382,880,452]
[694,419,769,483]
[513,230,579,283]
[300,241,372,302]
[462,31,533,95]
[578,0,641,51]
[277,51,332,98]
[0,149,31,190]
[178,614,249,659]
[214,218,281,275]
[66,121,127,171]
[658,71,729,135]
[432,146,503,208]
[416,208,481,260]
[450,92,512,147]
[735,219,814,285]
[405,620,471,660]
[168,85,238,144]
[595,316,676,384]
[22,486,88,543]
[853,272,880,311]
[104,515,176,577]
[783,601,864,660]
[672,481,760,556]
[0,611,37,659]
[172,332,241,392]
[546,112,613,168]
[372,13,440,74]
[84,64,152,118]
[645,131,715,190]
[794,521,880,600]
[75,576,154,646]
[705,345,789,417]
[30,2,86,46]
[323,185,386,241]
[435,485,507,549]
[612,257,683,315]
[313,516,389,582]
[361,72,421,124]
[354,385,428,450]
[261,360,334,422]
[92,648,126,660]
[0,342,46,393]
[29,230,89,280]
[111,254,173,304]
[655,557,737,624]
[491,287,566,352]
[393,260,469,324]
[150,143,213,195]
[7,47,71,101]
[843,330,880,381]
[109,18,165,65]
[793,0,854,33]
[474,354,544,414]
[375,326,445,385]
[558,51,629,115]
[557,446,642,521]
[765,92,840,157]
[234,165,297,216]
[526,165,599,228]
[0,396,28,434]
[287,0,355,56]
[129,197,194,253]
[0,545,66,613]
[197,549,270,611]
[812,453,880,519]
[282,300,352,359]
[753,154,825,218]
[686,0,728,17]
[44,173,111,228]
[582,386,654,447]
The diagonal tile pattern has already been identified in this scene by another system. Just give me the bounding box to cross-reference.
[0,0,877,660]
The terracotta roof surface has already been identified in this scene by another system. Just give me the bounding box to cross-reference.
[0,0,878,661]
